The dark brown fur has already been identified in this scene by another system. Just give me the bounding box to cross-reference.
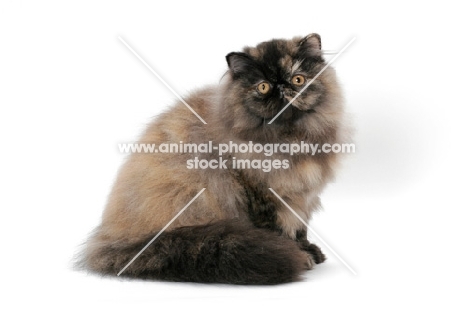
[78,34,347,284]
[84,220,313,284]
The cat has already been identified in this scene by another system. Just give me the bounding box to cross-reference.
[78,33,347,285]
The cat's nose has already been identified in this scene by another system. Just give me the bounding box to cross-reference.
[277,84,284,98]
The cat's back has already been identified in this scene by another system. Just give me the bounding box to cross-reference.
[97,85,244,241]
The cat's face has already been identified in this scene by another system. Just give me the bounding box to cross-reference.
[225,34,326,122]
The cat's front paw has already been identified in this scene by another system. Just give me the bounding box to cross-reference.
[306,254,315,270]
[303,243,326,264]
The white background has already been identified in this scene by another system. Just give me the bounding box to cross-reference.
[1,0,467,310]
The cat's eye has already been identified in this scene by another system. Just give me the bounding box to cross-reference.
[257,82,271,94]
[291,75,306,86]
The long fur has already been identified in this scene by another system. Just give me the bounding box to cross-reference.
[78,33,346,285]
[80,220,312,285]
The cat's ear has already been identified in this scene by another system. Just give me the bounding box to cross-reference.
[298,33,322,57]
[226,52,257,77]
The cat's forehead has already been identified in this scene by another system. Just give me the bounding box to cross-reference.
[243,38,303,74]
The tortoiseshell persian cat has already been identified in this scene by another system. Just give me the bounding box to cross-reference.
[79,34,347,285]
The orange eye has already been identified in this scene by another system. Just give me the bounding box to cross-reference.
[291,75,306,86]
[257,82,271,94]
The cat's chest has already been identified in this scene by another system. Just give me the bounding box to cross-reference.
[267,158,325,194]
[237,157,327,239]
[237,156,326,205]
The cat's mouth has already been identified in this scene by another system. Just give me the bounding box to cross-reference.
[261,102,316,124]
[246,94,319,123]
[285,94,320,112]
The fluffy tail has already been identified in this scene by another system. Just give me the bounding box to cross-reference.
[79,219,314,285]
